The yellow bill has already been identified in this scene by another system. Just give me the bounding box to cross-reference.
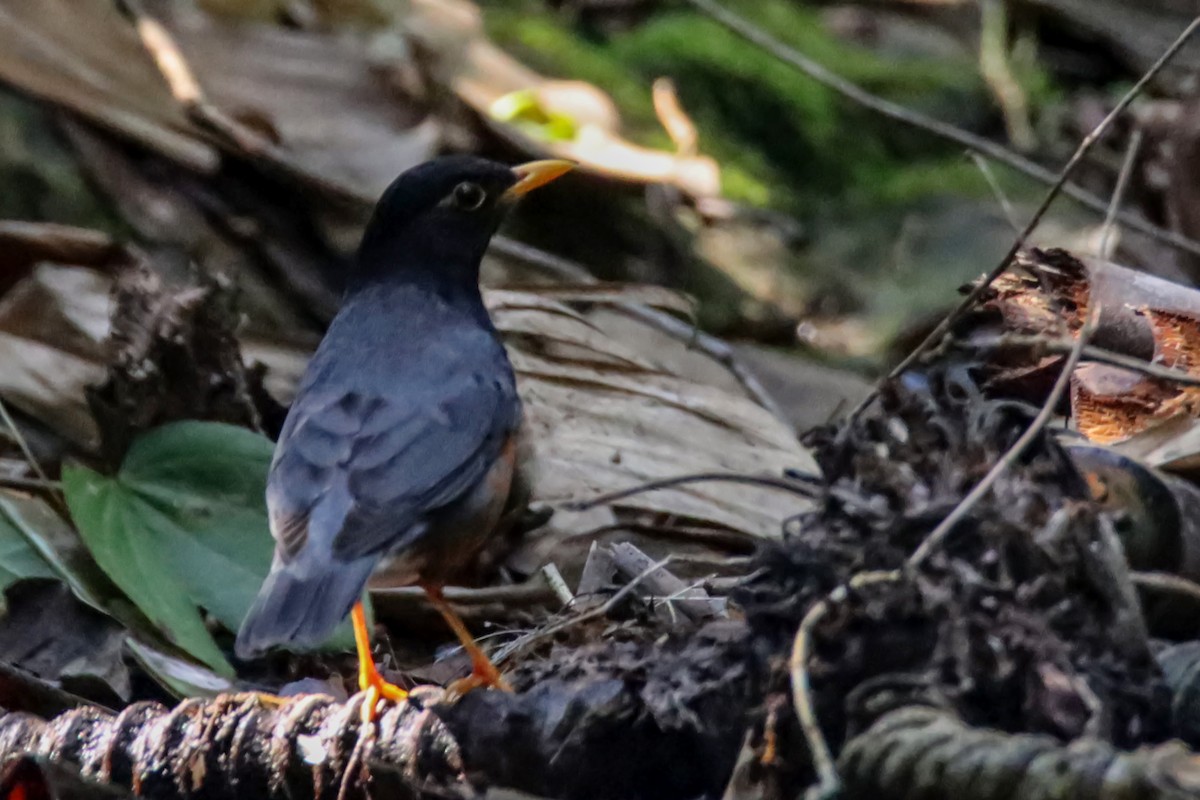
[504,159,576,199]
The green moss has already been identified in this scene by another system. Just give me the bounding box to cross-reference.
[845,157,1011,209]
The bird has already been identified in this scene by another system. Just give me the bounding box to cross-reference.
[235,155,574,720]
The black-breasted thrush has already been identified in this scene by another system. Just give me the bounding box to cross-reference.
[236,156,573,719]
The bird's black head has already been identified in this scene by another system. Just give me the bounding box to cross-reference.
[354,155,572,292]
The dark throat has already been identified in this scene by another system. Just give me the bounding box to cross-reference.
[349,219,497,330]
[353,217,492,293]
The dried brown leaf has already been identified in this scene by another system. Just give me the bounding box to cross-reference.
[0,0,438,198]
[0,337,96,446]
[1,252,811,564]
[496,292,814,545]
[151,1,440,197]
[0,0,217,171]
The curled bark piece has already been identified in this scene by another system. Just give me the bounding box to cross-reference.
[839,707,1200,800]
[966,248,1200,442]
[0,692,466,800]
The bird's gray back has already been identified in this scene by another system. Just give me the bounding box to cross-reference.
[266,282,520,568]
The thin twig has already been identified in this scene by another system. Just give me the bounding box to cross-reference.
[958,334,1200,388]
[116,0,261,152]
[0,399,51,488]
[653,78,699,157]
[1072,671,1106,739]
[978,0,1034,151]
[370,582,557,606]
[685,0,1200,261]
[658,576,717,624]
[790,571,899,799]
[494,557,675,666]
[0,474,64,492]
[969,153,1020,233]
[1099,129,1144,256]
[540,563,575,605]
[564,521,757,553]
[910,120,1147,566]
[849,13,1200,421]
[792,597,838,796]
[1131,571,1200,603]
[910,128,1145,568]
[566,472,817,511]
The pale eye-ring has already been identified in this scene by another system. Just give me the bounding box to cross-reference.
[452,181,487,211]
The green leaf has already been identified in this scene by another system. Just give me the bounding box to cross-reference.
[64,461,233,675]
[0,498,56,596]
[63,421,358,677]
[0,491,118,612]
[62,421,276,676]
[119,422,278,635]
[0,489,197,665]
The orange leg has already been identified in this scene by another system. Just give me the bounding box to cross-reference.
[421,583,512,698]
[352,601,408,723]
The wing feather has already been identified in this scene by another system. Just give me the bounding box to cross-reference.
[265,372,519,564]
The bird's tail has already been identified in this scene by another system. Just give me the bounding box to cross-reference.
[234,555,377,660]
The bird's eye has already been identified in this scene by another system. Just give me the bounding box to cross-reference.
[451,181,487,211]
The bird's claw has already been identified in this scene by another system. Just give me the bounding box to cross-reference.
[443,661,512,702]
[358,663,408,724]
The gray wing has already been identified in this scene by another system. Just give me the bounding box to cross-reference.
[266,371,520,565]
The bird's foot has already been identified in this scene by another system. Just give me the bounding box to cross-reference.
[444,655,512,701]
[420,583,513,702]
[352,600,408,723]
[358,658,409,724]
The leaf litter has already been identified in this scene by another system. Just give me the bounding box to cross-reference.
[3,2,1200,799]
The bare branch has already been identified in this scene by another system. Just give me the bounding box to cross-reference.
[968,153,1020,234]
[566,471,817,511]
[960,334,1200,388]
